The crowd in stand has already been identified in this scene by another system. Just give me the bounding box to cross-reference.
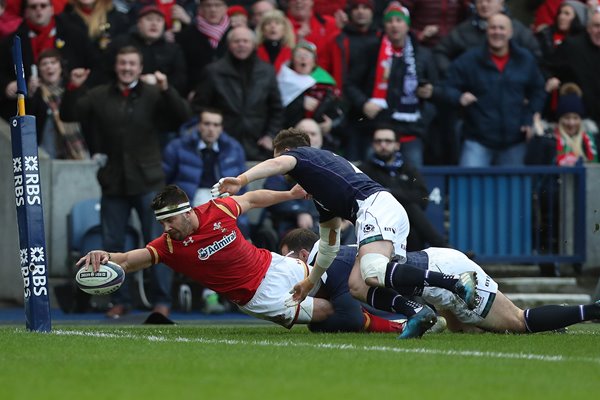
[1,0,599,316]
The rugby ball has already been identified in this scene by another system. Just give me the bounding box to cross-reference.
[75,261,125,295]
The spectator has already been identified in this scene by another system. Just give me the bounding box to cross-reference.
[434,0,541,78]
[0,0,92,121]
[403,0,471,48]
[277,40,343,136]
[162,107,249,314]
[434,13,547,167]
[255,9,296,73]
[250,0,276,28]
[162,108,249,233]
[0,0,22,40]
[549,9,600,129]
[228,4,248,28]
[525,82,597,276]
[60,46,191,318]
[358,125,446,251]
[536,1,586,120]
[286,0,340,64]
[344,1,438,166]
[192,26,284,161]
[108,5,188,95]
[28,49,89,159]
[532,0,592,31]
[58,0,130,87]
[552,83,598,166]
[320,0,380,90]
[127,0,196,34]
[176,0,230,95]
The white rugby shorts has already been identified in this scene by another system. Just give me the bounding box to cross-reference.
[421,247,498,324]
[355,191,409,262]
[238,253,314,328]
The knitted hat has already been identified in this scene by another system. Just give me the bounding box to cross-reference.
[556,93,585,118]
[562,0,588,26]
[347,0,374,12]
[556,83,585,118]
[227,5,248,18]
[383,1,410,25]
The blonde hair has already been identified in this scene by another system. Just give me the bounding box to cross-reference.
[255,10,296,48]
[71,0,113,39]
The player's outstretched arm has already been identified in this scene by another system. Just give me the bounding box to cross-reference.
[213,155,298,196]
[234,184,309,214]
[76,249,153,273]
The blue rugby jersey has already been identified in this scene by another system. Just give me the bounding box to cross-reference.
[284,147,385,222]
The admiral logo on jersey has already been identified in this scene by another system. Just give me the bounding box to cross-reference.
[198,231,237,260]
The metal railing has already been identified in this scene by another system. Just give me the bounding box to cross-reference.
[422,166,586,264]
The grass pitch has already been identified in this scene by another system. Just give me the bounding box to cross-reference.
[1,324,599,400]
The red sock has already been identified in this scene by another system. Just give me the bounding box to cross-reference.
[362,310,404,333]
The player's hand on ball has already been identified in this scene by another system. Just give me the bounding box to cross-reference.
[76,250,110,272]
[285,278,314,307]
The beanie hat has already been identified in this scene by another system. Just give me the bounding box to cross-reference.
[562,0,588,26]
[383,1,410,26]
[556,83,585,118]
[347,0,374,12]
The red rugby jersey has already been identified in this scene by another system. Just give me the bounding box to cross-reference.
[147,197,272,305]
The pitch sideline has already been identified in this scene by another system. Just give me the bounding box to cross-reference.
[52,328,600,365]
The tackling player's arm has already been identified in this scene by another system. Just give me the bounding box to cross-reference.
[233,184,309,214]
[289,217,342,304]
[215,155,298,196]
[76,249,153,273]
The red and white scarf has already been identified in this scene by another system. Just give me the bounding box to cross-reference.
[370,34,420,122]
[195,15,230,49]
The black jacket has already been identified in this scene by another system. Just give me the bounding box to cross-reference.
[192,53,284,161]
[60,81,191,195]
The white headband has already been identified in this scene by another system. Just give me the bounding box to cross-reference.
[154,202,192,220]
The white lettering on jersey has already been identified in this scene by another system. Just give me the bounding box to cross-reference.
[198,231,236,260]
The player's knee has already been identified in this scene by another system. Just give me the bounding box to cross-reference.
[359,253,389,286]
[311,298,334,322]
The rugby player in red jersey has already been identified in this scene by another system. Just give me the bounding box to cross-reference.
[77,184,403,333]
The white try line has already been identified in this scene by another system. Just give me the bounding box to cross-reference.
[53,329,600,365]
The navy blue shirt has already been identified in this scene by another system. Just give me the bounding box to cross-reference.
[284,147,385,222]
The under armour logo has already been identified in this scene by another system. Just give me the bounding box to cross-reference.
[183,237,194,246]
[213,222,222,231]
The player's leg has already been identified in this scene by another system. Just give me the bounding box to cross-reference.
[349,242,436,338]
[309,260,402,333]
[519,297,600,333]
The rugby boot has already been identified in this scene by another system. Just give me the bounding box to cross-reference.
[455,271,478,309]
[398,305,437,339]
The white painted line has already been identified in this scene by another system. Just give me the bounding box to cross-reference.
[52,329,600,365]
